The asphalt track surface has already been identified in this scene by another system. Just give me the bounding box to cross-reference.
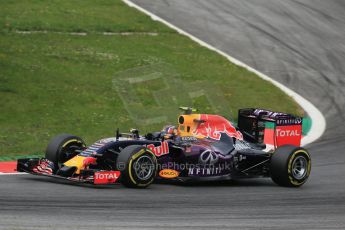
[1,1,345,229]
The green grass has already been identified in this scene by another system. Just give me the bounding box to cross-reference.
[0,0,302,157]
[0,0,170,33]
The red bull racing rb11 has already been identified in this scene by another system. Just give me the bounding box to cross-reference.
[17,107,311,188]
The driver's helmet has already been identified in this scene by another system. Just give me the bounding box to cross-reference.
[161,125,177,139]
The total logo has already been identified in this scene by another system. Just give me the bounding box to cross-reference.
[94,171,120,184]
[276,129,301,137]
[95,173,119,180]
[146,141,169,157]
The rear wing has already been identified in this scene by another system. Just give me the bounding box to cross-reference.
[237,108,303,148]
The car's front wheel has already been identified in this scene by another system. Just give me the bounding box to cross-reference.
[45,134,86,169]
[270,145,311,187]
[117,145,157,188]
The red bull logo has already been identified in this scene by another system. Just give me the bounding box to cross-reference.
[194,114,243,140]
[146,141,169,157]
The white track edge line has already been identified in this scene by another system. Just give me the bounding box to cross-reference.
[0,172,27,175]
[123,0,326,146]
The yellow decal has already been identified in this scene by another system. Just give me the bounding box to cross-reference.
[178,114,201,137]
[159,169,179,179]
[62,139,80,148]
[64,155,87,174]
[128,150,145,185]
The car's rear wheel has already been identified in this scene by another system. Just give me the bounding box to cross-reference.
[117,145,157,188]
[45,134,86,169]
[270,145,311,187]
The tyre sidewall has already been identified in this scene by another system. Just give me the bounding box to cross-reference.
[118,145,157,188]
[46,134,85,168]
[270,145,311,187]
[287,149,311,186]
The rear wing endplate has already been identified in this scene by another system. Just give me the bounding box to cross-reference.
[238,108,303,148]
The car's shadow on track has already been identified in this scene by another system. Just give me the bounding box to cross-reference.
[21,174,277,189]
[21,175,121,189]
[156,178,277,187]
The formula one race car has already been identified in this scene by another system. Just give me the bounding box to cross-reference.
[17,107,311,188]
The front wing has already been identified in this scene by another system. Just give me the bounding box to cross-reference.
[17,158,121,185]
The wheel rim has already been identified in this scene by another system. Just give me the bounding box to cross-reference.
[133,155,155,180]
[292,156,308,180]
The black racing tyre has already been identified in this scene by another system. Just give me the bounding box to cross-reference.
[117,145,157,188]
[45,134,86,169]
[270,145,311,187]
